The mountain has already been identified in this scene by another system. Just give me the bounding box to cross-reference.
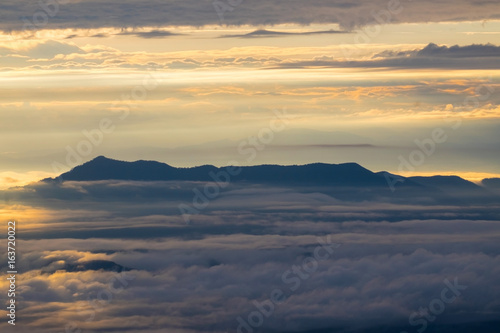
[49,156,397,187]
[408,175,486,197]
[482,178,500,195]
[40,156,495,205]
[42,260,131,274]
[409,175,480,191]
[482,178,500,189]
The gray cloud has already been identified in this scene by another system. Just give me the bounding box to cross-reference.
[219,29,348,38]
[2,0,500,31]
[276,43,500,69]
[117,30,184,38]
[2,172,500,332]
[4,216,500,332]
[374,42,500,59]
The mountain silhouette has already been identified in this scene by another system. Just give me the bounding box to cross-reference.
[40,156,494,205]
[49,156,400,186]
[42,259,132,274]
[482,178,500,196]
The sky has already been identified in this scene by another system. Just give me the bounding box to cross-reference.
[1,2,500,332]
[0,0,499,188]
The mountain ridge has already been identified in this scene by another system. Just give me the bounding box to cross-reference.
[45,155,395,186]
[44,155,483,189]
[42,155,493,195]
[32,155,500,205]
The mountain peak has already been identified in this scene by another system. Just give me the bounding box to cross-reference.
[86,155,121,164]
[92,155,111,161]
[58,156,175,181]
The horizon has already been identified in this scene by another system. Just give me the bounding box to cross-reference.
[6,154,499,190]
[41,154,500,184]
[1,1,500,333]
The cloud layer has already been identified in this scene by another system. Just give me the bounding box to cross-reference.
[1,0,500,31]
[1,178,500,332]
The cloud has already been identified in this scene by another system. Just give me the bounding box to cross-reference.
[219,29,348,38]
[2,172,500,332]
[276,43,500,69]
[0,40,84,63]
[375,42,500,59]
[2,40,499,72]
[90,33,109,38]
[1,0,500,31]
[3,217,500,332]
[117,30,183,38]
[29,40,83,59]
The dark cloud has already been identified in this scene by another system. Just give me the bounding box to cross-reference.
[416,42,500,58]
[4,172,500,243]
[1,0,500,31]
[117,30,183,38]
[373,42,500,59]
[276,43,500,69]
[271,144,380,148]
[219,29,348,38]
[41,259,131,274]
[90,32,109,38]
